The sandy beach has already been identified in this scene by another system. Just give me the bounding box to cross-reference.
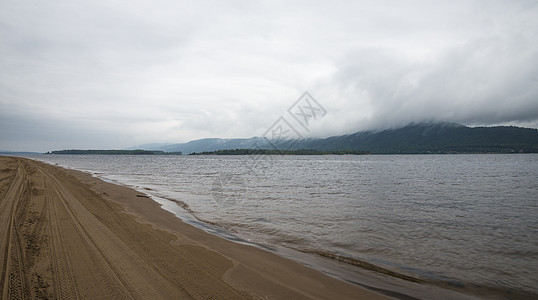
[0,156,390,299]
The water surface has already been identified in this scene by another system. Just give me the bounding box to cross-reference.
[32,154,538,298]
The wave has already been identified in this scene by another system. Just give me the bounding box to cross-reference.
[299,249,423,283]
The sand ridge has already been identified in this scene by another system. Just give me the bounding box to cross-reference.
[0,156,390,299]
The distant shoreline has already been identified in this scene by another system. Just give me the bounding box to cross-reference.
[189,149,371,155]
[47,149,182,155]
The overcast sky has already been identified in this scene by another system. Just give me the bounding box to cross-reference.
[1,0,537,152]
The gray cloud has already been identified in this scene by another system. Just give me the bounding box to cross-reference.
[1,0,537,151]
[316,33,538,134]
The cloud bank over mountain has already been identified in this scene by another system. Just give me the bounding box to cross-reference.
[1,0,537,151]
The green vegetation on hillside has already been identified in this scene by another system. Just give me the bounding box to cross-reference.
[189,149,370,155]
[48,150,182,155]
[297,124,538,154]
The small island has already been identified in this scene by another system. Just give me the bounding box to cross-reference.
[189,149,370,155]
[47,149,182,155]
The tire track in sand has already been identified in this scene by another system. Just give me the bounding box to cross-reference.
[41,168,181,299]
[42,172,80,300]
[0,161,31,299]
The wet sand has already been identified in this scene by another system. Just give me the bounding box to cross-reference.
[0,156,390,299]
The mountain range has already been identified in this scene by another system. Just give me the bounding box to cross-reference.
[133,123,538,154]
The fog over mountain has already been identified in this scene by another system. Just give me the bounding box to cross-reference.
[132,123,538,155]
[1,1,537,152]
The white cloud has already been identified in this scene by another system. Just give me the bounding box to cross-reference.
[1,0,537,151]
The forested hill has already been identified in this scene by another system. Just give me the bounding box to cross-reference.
[296,123,538,154]
[136,123,538,154]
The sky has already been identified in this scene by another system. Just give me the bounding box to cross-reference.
[1,0,537,152]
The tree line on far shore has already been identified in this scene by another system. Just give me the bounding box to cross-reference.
[189,149,370,155]
[48,150,182,155]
